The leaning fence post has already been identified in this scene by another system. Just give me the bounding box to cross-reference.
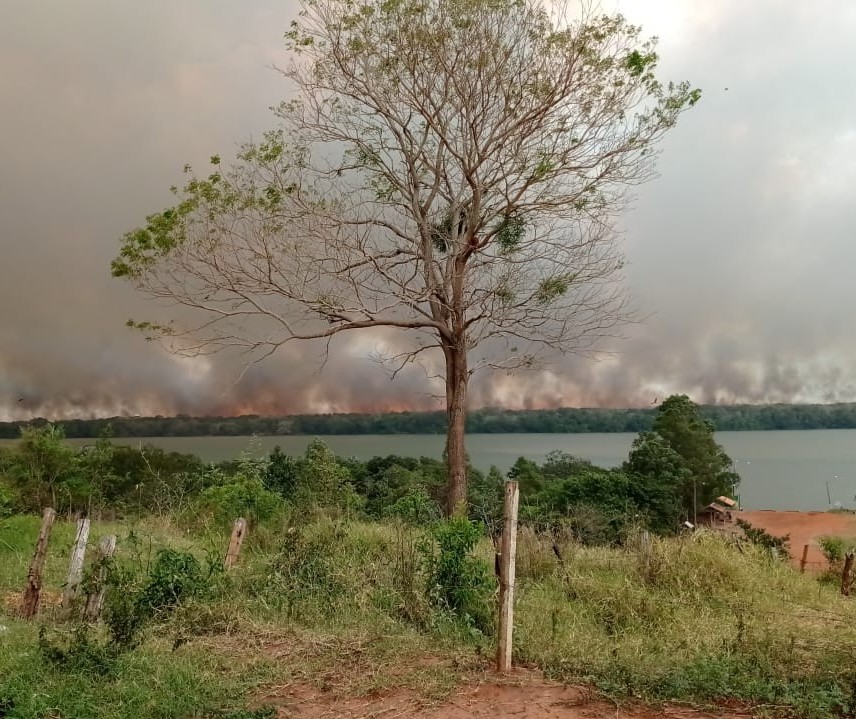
[800,544,809,574]
[61,517,91,617]
[20,507,57,619]
[224,517,248,570]
[84,534,117,621]
[497,480,519,673]
[842,552,855,596]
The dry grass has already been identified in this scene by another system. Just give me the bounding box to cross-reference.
[514,530,856,716]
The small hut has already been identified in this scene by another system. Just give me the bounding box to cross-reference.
[698,500,736,527]
[716,495,738,510]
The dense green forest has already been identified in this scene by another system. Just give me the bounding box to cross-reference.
[0,396,736,537]
[3,402,856,439]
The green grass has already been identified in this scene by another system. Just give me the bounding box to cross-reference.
[4,514,856,718]
[513,529,856,717]
[0,620,275,719]
[0,515,207,594]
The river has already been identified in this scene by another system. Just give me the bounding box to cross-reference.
[3,430,855,511]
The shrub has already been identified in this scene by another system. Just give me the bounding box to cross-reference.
[819,535,855,566]
[102,548,219,651]
[0,483,14,518]
[736,519,790,557]
[293,439,362,515]
[257,522,345,617]
[422,516,494,633]
[384,522,431,624]
[38,624,118,676]
[198,477,283,528]
[137,549,211,615]
[384,488,441,525]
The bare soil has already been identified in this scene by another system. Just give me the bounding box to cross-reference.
[737,509,856,566]
[267,670,750,718]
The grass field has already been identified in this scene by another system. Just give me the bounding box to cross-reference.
[3,514,856,718]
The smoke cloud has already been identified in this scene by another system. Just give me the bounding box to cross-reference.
[2,0,856,420]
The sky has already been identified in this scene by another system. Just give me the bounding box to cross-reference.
[1,0,855,420]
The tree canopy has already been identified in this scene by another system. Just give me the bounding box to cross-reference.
[6,402,856,439]
[650,395,739,520]
[112,0,699,512]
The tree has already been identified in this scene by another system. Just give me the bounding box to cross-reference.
[468,465,505,533]
[294,438,360,512]
[77,431,121,514]
[264,446,301,497]
[533,465,636,542]
[507,457,545,497]
[651,395,739,521]
[622,431,685,533]
[11,424,81,512]
[112,0,700,514]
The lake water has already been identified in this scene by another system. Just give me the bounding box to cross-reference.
[3,430,855,511]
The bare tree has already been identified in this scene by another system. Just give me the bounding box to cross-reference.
[112,0,700,514]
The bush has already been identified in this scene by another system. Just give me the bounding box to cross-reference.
[198,476,283,528]
[292,439,362,515]
[38,624,118,676]
[819,535,855,566]
[422,516,494,633]
[384,488,441,525]
[102,548,219,651]
[515,526,561,580]
[383,522,431,624]
[0,482,14,518]
[256,522,346,617]
[137,549,212,615]
[736,519,790,557]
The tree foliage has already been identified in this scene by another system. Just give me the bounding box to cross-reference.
[651,395,739,519]
[6,402,856,439]
[8,425,81,512]
[112,0,699,512]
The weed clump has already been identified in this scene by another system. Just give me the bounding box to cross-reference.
[422,516,494,634]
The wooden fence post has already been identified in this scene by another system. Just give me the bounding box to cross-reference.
[841,552,854,596]
[61,517,91,616]
[224,518,248,570]
[640,530,652,580]
[20,507,57,619]
[800,544,809,574]
[497,481,519,673]
[84,535,117,621]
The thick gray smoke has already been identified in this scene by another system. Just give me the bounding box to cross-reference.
[2,0,856,420]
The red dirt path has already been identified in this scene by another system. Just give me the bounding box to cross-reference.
[737,510,856,566]
[270,672,749,718]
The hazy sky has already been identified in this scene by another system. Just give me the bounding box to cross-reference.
[2,0,855,420]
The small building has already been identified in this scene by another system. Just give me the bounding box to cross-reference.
[698,501,734,526]
[716,495,738,509]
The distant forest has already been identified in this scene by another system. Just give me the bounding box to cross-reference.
[3,403,856,438]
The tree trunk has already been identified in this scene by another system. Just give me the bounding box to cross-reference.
[444,344,469,516]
